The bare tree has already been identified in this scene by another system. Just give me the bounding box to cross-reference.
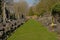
[13,1,28,19]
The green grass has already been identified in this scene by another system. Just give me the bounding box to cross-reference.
[8,19,57,40]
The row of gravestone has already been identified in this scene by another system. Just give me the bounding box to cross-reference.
[0,19,26,40]
[37,13,60,33]
[0,0,26,40]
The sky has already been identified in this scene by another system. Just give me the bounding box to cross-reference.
[14,0,39,6]
[25,0,34,6]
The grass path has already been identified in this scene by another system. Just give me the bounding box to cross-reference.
[8,19,57,40]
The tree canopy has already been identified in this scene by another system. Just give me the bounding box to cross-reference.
[52,3,60,16]
[31,0,60,16]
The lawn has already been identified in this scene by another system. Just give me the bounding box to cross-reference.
[8,19,57,40]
